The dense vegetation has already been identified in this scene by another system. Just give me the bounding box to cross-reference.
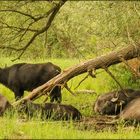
[0,1,140,139]
[0,1,140,58]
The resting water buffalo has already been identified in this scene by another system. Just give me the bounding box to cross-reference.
[0,62,61,102]
[119,98,140,121]
[94,89,140,115]
[0,94,12,116]
[17,100,82,120]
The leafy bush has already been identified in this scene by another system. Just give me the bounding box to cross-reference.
[108,64,140,90]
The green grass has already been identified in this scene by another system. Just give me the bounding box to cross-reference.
[1,116,140,139]
[0,56,139,139]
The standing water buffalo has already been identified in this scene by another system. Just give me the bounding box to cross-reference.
[94,89,140,115]
[17,100,82,120]
[119,97,140,121]
[0,62,61,102]
[0,94,12,116]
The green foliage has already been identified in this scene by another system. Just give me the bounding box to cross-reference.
[47,1,140,58]
[108,65,140,90]
[0,1,140,58]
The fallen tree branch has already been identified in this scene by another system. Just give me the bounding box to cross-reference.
[75,90,96,95]
[103,67,129,97]
[75,68,96,89]
[74,74,89,90]
[12,44,140,106]
[64,83,76,96]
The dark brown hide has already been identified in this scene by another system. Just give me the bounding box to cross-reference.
[0,94,12,116]
[119,98,140,121]
[0,62,61,103]
[17,100,82,120]
[94,89,140,115]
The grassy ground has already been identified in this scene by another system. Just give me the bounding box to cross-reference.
[0,57,139,139]
[2,116,140,139]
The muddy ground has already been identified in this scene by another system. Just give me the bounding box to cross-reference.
[74,115,139,132]
[76,115,118,131]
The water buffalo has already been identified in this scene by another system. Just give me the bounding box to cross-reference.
[0,94,12,116]
[119,98,140,121]
[0,62,61,103]
[17,100,82,120]
[94,89,140,115]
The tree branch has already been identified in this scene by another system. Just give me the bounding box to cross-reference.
[103,67,129,97]
[0,20,38,32]
[10,0,67,61]
[12,45,140,106]
[120,57,140,79]
[0,9,36,21]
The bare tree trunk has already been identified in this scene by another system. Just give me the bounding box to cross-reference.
[13,45,140,106]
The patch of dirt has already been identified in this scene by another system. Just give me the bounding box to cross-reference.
[75,115,118,132]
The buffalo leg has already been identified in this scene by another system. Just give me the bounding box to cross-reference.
[14,89,24,101]
[50,86,62,103]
